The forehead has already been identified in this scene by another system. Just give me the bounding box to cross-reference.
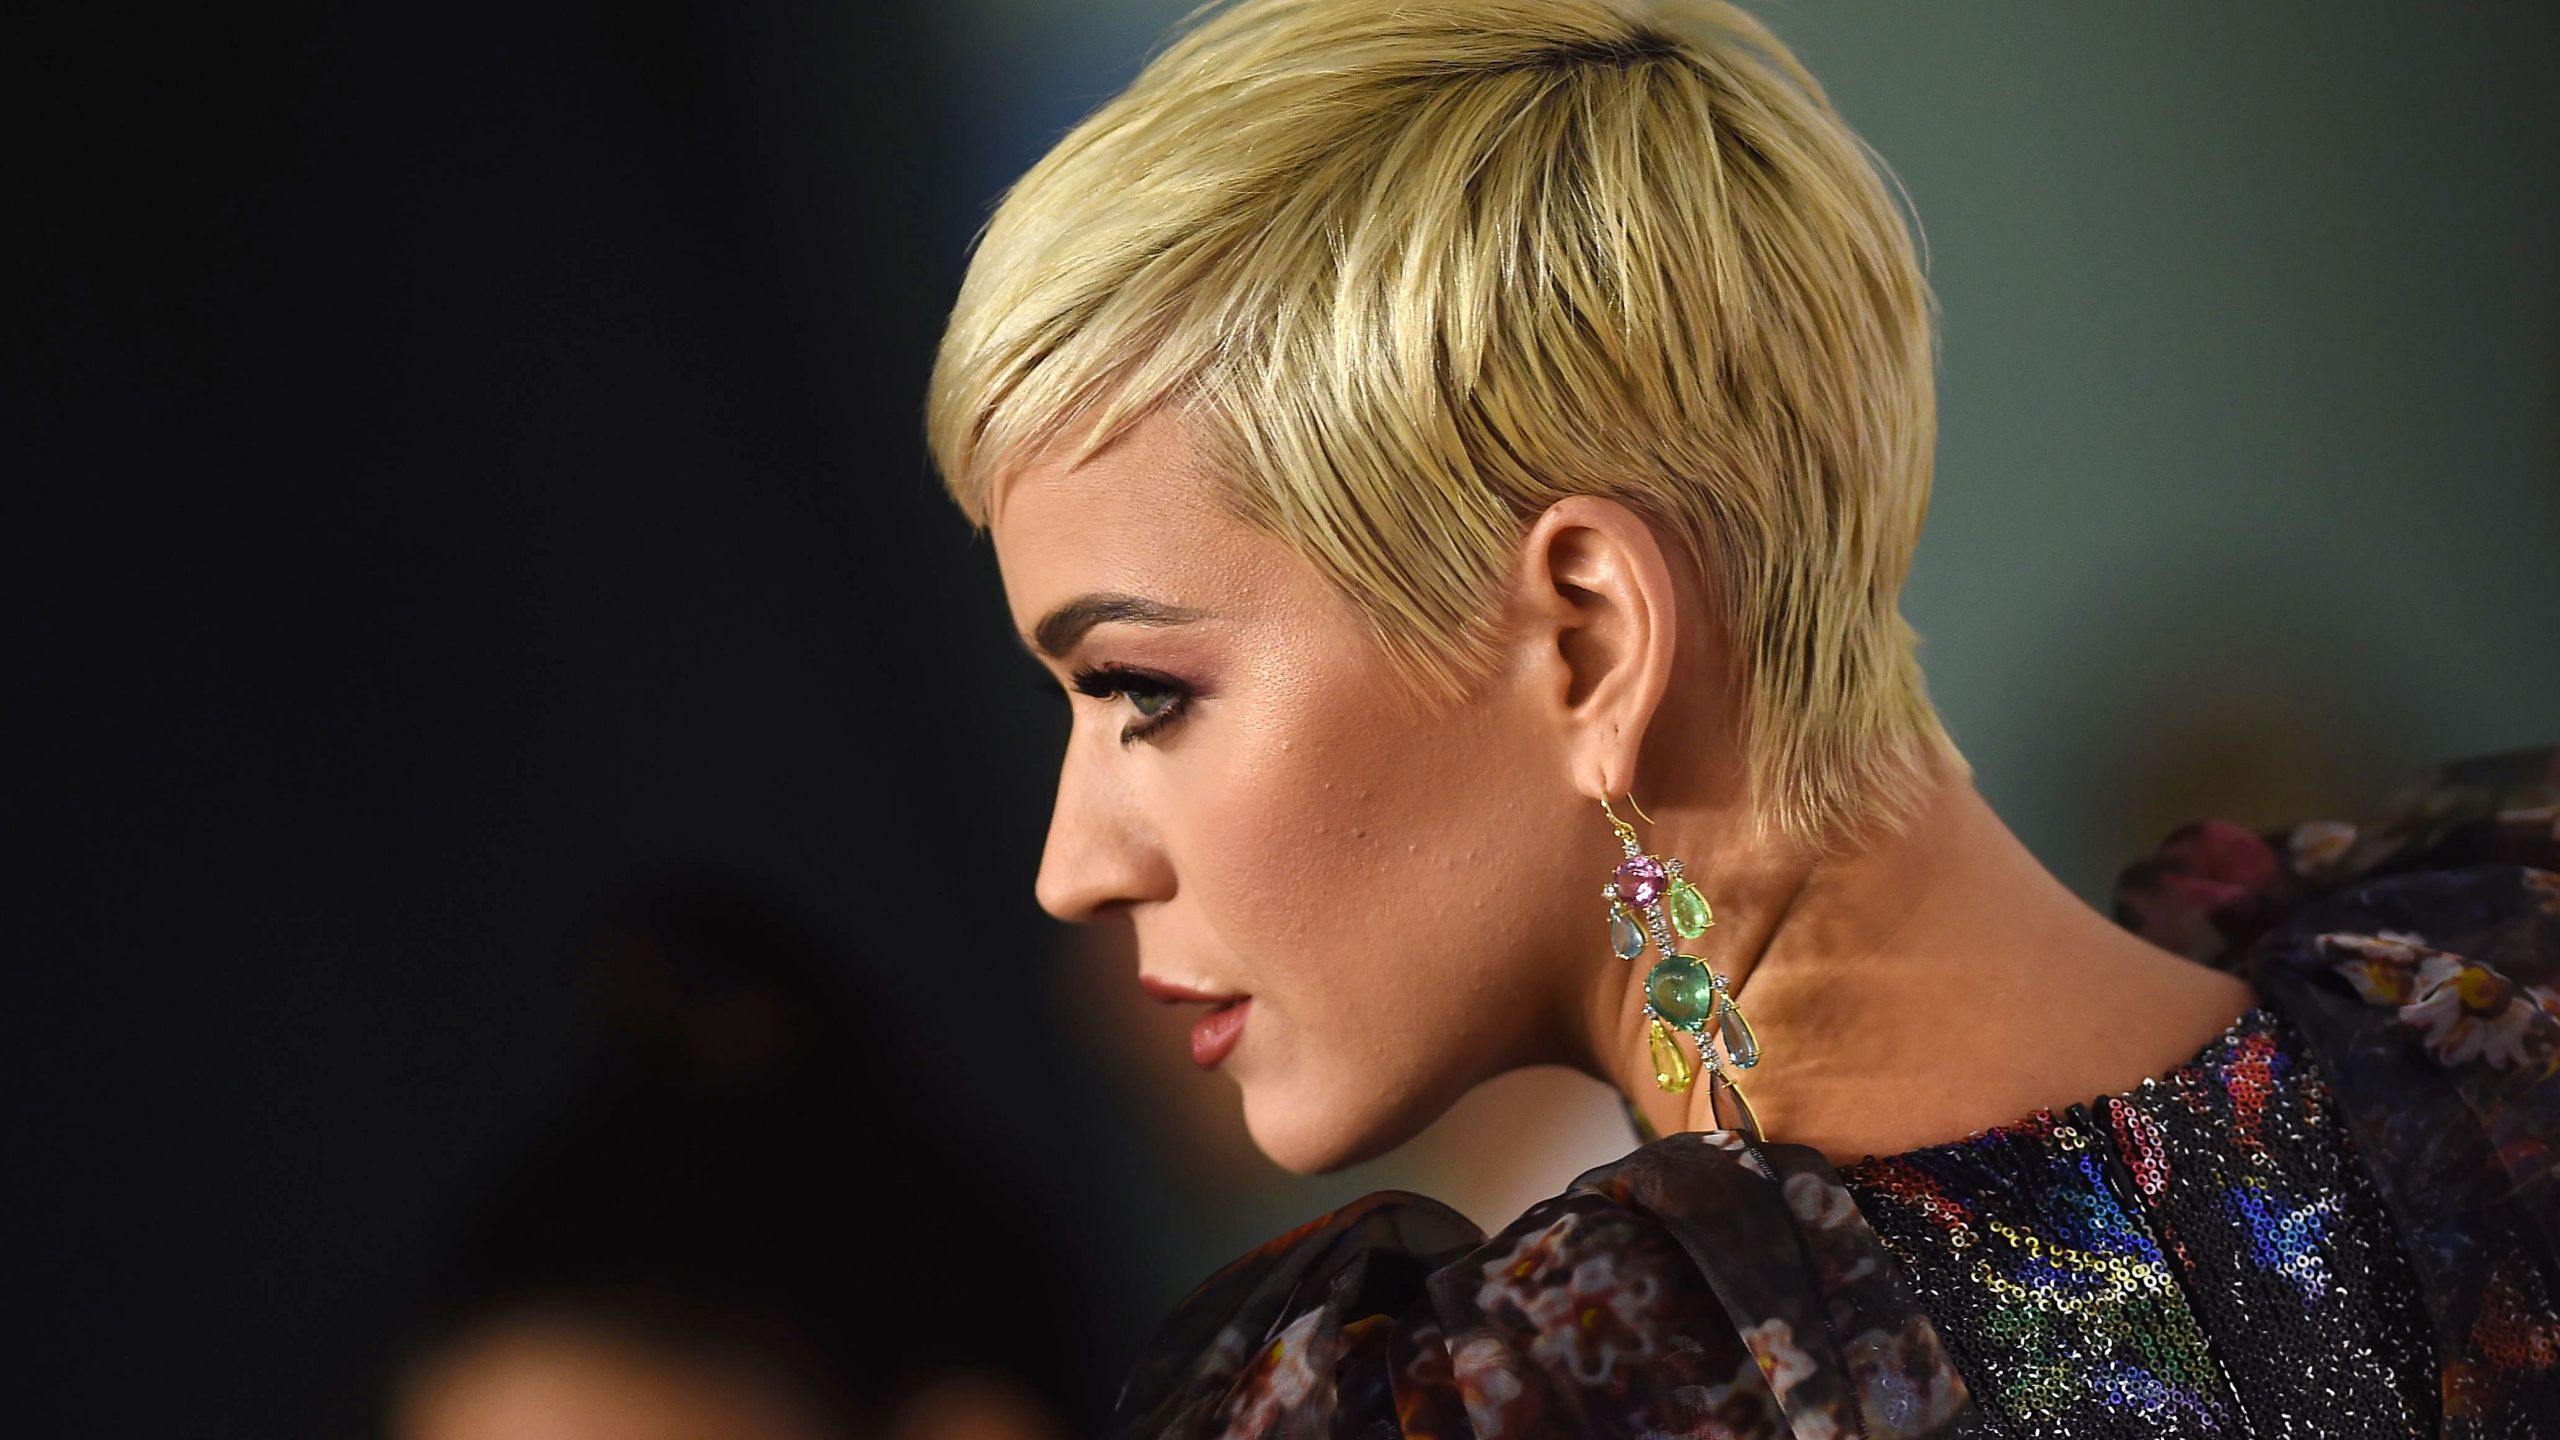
[988,411,1280,631]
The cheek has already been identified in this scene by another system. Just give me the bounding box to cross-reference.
[1185,677,1568,1042]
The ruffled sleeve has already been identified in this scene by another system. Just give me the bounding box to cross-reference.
[2116,744,2560,1431]
[1108,1133,1980,1439]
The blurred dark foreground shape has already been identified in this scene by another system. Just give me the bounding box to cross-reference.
[382,866,1093,1440]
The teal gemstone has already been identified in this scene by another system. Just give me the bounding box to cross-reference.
[1668,880,1713,939]
[1719,998,1761,1068]
[1609,908,1646,961]
[1645,955,1716,1028]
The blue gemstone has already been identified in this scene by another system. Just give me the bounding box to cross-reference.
[1609,908,1646,961]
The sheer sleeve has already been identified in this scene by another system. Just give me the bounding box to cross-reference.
[1108,1136,1978,1439]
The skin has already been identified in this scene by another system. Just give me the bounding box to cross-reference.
[395,1318,1060,1440]
[991,408,2259,1173]
[394,1322,831,1440]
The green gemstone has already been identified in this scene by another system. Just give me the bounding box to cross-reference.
[1645,955,1716,1028]
[1667,880,1712,939]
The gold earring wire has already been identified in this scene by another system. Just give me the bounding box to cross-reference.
[1598,793,1639,850]
[1599,790,1658,828]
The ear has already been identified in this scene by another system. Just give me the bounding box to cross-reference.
[1504,496,1686,800]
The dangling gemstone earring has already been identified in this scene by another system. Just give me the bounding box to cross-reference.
[1600,792,1763,1136]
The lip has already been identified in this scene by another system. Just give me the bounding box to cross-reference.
[1138,975,1245,1006]
[1138,976,1252,1069]
[1187,998,1251,1069]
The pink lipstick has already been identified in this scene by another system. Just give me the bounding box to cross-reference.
[1140,976,1252,1069]
[1187,999,1250,1069]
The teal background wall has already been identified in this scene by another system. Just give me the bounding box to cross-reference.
[921,0,2559,1340]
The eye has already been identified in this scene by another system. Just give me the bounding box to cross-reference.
[1067,663,1194,745]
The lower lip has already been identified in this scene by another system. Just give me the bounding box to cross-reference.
[1189,1000,1251,1069]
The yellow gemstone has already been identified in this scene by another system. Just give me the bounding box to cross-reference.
[1648,1017,1694,1093]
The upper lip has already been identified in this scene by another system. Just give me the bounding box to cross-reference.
[1138,975,1247,1006]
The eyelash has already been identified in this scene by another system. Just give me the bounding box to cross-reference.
[1051,663,1195,745]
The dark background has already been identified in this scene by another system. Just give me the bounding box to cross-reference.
[12,3,2557,1437]
[14,6,1135,1434]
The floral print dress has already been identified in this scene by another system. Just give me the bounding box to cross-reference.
[1105,747,2560,1439]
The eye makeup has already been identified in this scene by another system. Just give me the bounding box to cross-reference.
[1032,661,1197,745]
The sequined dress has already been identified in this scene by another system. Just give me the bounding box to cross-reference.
[1105,748,2560,1439]
[1837,1004,2441,1437]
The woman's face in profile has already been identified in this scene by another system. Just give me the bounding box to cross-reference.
[991,411,1597,1172]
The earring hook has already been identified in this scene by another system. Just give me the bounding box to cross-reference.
[1598,792,1636,847]
[1598,790,1658,848]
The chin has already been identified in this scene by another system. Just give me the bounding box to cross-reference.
[1237,1072,1442,1176]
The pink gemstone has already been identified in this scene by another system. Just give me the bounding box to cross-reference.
[1613,855,1666,907]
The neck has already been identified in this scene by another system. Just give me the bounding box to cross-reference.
[1587,748,2257,1164]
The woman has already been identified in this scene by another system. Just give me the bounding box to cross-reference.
[926,1,2560,1434]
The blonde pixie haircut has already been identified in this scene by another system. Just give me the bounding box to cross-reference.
[929,0,1966,848]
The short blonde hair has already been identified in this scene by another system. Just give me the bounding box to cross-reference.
[929,0,1965,848]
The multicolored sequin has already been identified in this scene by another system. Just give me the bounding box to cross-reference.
[1842,1006,2437,1437]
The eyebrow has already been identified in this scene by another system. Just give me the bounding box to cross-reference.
[1026,592,1208,659]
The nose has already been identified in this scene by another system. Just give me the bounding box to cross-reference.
[1032,730,1173,923]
